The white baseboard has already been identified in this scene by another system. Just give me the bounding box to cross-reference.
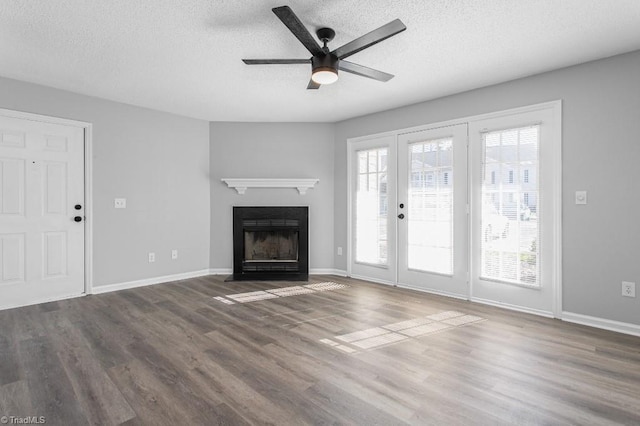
[349,273,396,287]
[209,268,232,275]
[398,283,468,301]
[310,269,347,276]
[91,269,212,295]
[562,311,640,337]
[471,296,554,318]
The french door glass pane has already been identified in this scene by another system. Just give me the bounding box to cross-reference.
[356,148,388,265]
[408,138,453,274]
[481,125,539,285]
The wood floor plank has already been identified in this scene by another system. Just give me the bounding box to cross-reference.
[117,342,242,425]
[108,360,198,426]
[45,314,136,425]
[0,313,20,386]
[0,381,33,420]
[17,336,88,425]
[71,299,136,369]
[187,361,300,425]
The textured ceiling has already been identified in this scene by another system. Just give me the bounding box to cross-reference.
[1,0,640,122]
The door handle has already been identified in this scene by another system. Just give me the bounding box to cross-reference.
[398,213,405,219]
[74,216,83,222]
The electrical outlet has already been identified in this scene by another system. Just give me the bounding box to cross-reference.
[337,247,343,256]
[148,252,155,263]
[171,249,178,260]
[622,281,636,298]
[114,198,127,209]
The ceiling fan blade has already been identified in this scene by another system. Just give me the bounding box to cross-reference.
[272,6,324,57]
[338,61,394,82]
[242,59,310,65]
[332,19,406,60]
[307,79,321,90]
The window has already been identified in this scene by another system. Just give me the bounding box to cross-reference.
[523,169,529,183]
[356,148,388,265]
[481,126,539,286]
[491,171,496,185]
[408,138,454,274]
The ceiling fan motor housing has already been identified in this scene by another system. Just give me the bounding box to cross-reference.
[311,53,339,76]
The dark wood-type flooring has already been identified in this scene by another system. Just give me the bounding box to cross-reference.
[1,275,639,425]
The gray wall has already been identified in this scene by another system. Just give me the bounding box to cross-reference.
[334,50,640,325]
[0,77,211,288]
[210,122,335,272]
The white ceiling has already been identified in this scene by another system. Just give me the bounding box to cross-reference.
[1,0,640,122]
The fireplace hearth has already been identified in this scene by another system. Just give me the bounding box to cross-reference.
[230,206,308,281]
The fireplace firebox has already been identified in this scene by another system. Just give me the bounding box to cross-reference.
[230,206,308,281]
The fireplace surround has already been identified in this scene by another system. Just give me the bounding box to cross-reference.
[230,206,309,281]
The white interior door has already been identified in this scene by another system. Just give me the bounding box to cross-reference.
[0,114,85,310]
[349,135,396,284]
[397,124,468,297]
[469,104,561,316]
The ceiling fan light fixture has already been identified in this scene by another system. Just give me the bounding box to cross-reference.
[311,54,339,85]
[311,67,338,85]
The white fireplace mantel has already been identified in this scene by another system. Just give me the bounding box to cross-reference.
[221,178,319,195]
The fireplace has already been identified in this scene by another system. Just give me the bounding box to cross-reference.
[231,206,308,281]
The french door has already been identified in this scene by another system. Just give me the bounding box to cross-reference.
[349,102,561,317]
[397,124,468,297]
[349,135,397,284]
[349,124,467,295]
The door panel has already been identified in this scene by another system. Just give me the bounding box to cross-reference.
[0,115,85,310]
[397,124,468,296]
[1,158,25,214]
[469,105,560,316]
[350,135,396,284]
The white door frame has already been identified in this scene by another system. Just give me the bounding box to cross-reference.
[0,108,94,296]
[346,100,562,318]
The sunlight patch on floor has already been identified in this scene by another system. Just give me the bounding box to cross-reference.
[321,310,486,353]
[213,282,348,304]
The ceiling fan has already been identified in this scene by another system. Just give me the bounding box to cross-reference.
[242,6,406,89]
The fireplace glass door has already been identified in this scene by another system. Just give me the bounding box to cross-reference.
[244,230,299,262]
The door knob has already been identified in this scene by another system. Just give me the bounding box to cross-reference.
[74,216,83,222]
[398,213,405,219]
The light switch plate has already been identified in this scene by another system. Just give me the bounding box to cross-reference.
[575,191,587,205]
[114,198,127,209]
